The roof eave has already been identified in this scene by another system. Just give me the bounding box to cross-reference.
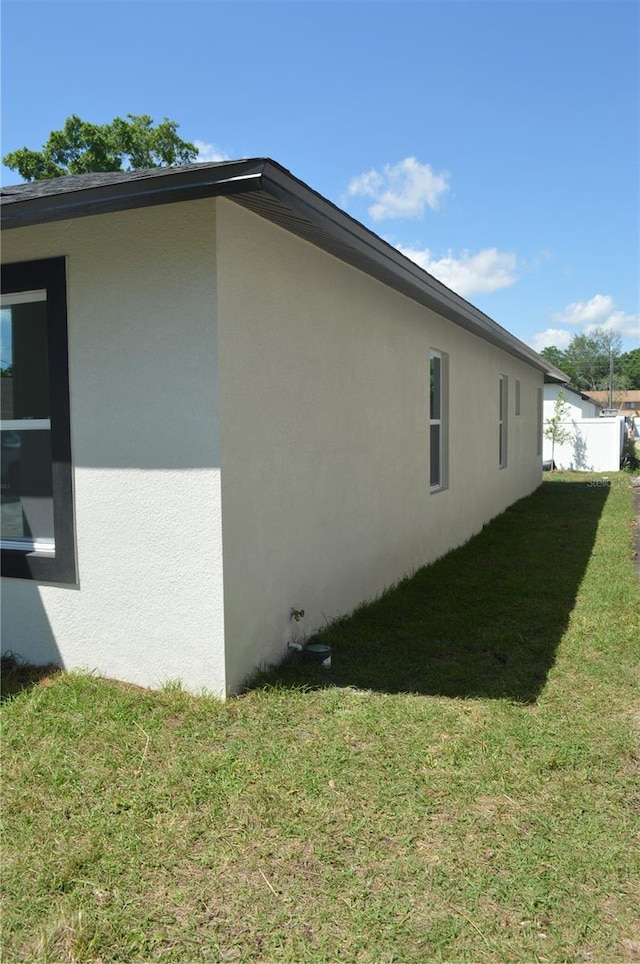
[257,161,570,380]
[0,160,269,229]
[1,158,569,381]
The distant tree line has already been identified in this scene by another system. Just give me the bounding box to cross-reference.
[540,330,640,393]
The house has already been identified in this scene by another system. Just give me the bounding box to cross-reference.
[543,384,602,421]
[582,390,640,418]
[1,159,568,696]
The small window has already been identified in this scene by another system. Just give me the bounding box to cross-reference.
[429,350,448,491]
[499,375,508,468]
[1,258,75,583]
[515,379,521,416]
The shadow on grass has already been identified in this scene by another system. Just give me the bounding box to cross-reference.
[0,653,61,703]
[253,481,610,702]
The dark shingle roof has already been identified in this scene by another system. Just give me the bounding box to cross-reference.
[1,161,239,202]
[1,159,568,382]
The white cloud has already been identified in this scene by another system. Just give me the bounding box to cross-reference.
[397,245,518,297]
[531,293,640,351]
[347,157,449,220]
[194,140,229,163]
[600,309,640,341]
[553,293,616,327]
[530,328,573,352]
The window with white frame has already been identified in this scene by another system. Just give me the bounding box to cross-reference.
[515,378,521,416]
[499,374,508,468]
[429,350,448,491]
[1,258,75,583]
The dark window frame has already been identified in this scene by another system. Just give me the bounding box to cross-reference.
[429,349,449,493]
[1,257,76,583]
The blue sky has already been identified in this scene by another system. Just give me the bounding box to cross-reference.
[2,0,639,353]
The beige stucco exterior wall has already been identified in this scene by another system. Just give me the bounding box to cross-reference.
[216,199,543,692]
[1,201,227,694]
[2,193,545,696]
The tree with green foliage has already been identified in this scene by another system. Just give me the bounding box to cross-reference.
[2,114,198,181]
[564,329,622,392]
[540,345,569,374]
[544,390,573,470]
[540,328,626,393]
[619,347,640,389]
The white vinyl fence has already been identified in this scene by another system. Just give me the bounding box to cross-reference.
[543,417,625,472]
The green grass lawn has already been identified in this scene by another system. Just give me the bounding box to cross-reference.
[2,474,639,963]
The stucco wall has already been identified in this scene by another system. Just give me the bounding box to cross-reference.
[1,201,227,694]
[2,194,547,695]
[216,198,543,692]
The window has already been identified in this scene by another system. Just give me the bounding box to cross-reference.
[499,374,508,468]
[1,258,75,583]
[429,350,448,491]
[515,378,521,416]
[536,387,543,456]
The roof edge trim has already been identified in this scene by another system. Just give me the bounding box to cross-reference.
[1,159,569,382]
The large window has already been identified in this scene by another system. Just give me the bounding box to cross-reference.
[499,374,508,469]
[1,258,75,583]
[429,350,448,491]
[536,387,543,456]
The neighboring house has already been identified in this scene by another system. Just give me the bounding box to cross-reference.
[1,159,567,696]
[582,390,640,417]
[543,384,602,421]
